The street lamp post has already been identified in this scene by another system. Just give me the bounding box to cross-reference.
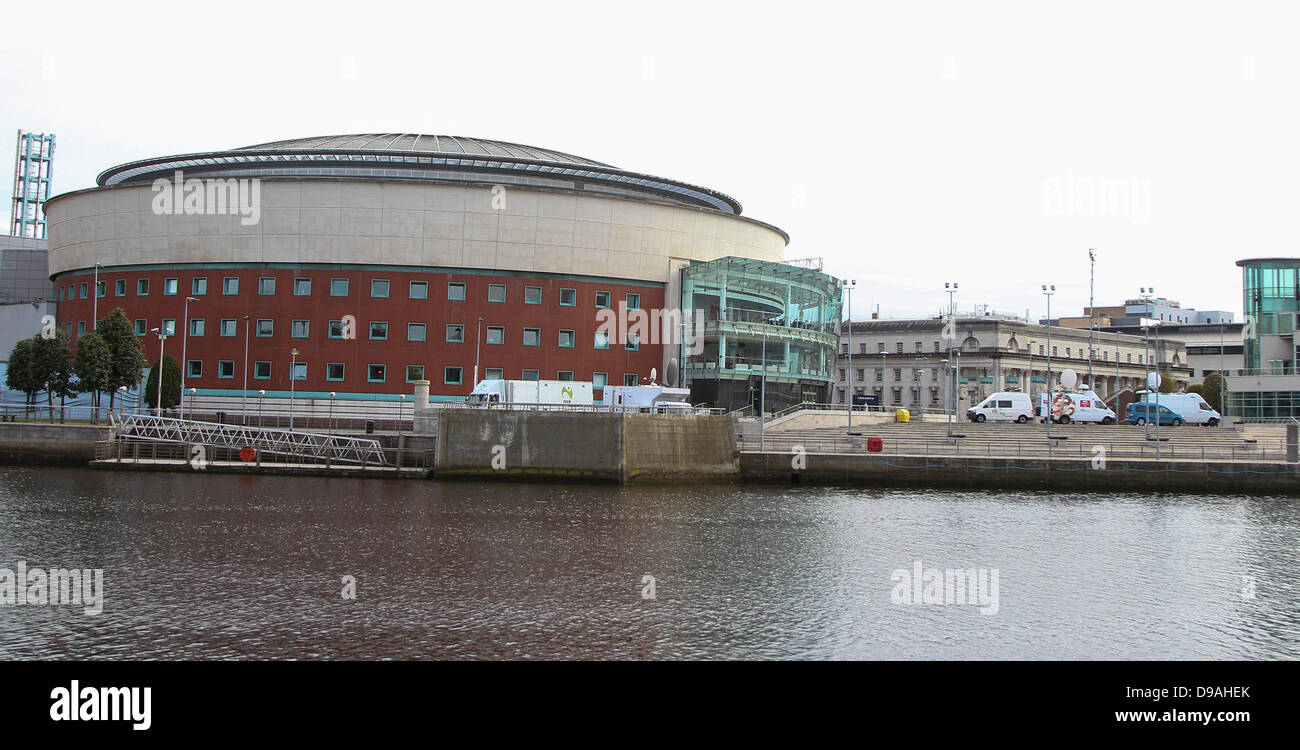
[180,296,199,420]
[474,316,484,387]
[1141,287,1153,441]
[945,282,958,425]
[1042,284,1055,439]
[241,316,251,424]
[187,387,196,421]
[289,348,300,430]
[845,279,856,433]
[1087,248,1096,390]
[258,389,265,428]
[149,327,168,416]
[329,391,336,433]
[92,262,101,330]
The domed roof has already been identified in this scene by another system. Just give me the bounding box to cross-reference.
[237,133,613,169]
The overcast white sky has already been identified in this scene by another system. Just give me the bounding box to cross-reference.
[4,0,1295,320]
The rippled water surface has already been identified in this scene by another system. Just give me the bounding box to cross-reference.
[0,467,1297,660]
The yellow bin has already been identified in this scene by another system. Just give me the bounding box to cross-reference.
[895,408,910,423]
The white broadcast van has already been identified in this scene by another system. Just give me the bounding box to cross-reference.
[466,379,594,407]
[1135,391,1222,426]
[604,384,695,414]
[1038,389,1118,424]
[967,392,1035,423]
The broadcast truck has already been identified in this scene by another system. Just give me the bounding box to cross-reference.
[466,379,594,407]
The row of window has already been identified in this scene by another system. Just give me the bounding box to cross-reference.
[840,340,1145,362]
[92,318,643,350]
[181,360,636,388]
[61,277,642,309]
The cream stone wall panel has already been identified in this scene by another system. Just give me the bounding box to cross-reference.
[462,185,500,215]
[300,207,343,236]
[382,236,423,266]
[424,210,465,241]
[464,212,499,243]
[381,182,425,210]
[534,245,574,275]
[339,208,381,238]
[536,193,576,221]
[340,182,382,209]
[381,208,424,239]
[574,196,613,224]
[260,207,301,236]
[496,189,537,217]
[425,185,468,213]
[300,181,344,208]
[261,182,301,208]
[495,242,535,273]
[571,248,610,278]
[534,217,574,247]
[573,220,610,251]
[610,224,639,254]
[454,240,492,269]
[422,238,465,268]
[500,215,539,245]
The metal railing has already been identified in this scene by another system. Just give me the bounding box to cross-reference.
[94,440,433,472]
[113,414,389,465]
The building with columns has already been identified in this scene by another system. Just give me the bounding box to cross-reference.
[834,315,1190,412]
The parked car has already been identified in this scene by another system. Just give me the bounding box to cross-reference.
[1126,402,1184,426]
[967,392,1035,423]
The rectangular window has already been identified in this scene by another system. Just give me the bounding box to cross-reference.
[187,360,202,378]
[896,342,904,354]
[523,327,540,346]
[447,282,466,301]
[558,329,575,348]
[220,319,236,337]
[258,277,276,296]
[290,362,306,381]
[190,319,205,337]
[557,371,574,381]
[367,364,386,382]
[626,293,640,310]
[96,281,105,298]
[409,281,428,299]
[594,331,609,349]
[77,321,85,336]
[407,323,427,342]
[291,320,310,338]
[559,288,577,306]
[524,286,542,304]
[192,277,207,295]
[877,343,885,353]
[79,282,87,299]
[370,279,389,298]
[446,324,465,343]
[486,326,504,345]
[162,318,176,336]
[326,363,345,381]
[293,278,312,296]
[404,365,426,383]
[115,279,126,296]
[163,278,178,296]
[328,320,347,339]
[624,374,638,386]
[521,369,539,381]
[488,284,506,303]
[370,321,388,340]
[484,368,504,380]
[256,319,273,337]
[137,279,149,296]
[595,290,610,308]
[592,372,608,389]
[330,278,349,296]
[626,333,639,351]
[223,277,239,295]
[218,360,235,379]
[443,366,463,385]
[254,361,271,380]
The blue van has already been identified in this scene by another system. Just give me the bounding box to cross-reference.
[1126,402,1184,426]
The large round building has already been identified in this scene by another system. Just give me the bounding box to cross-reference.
[46,134,840,412]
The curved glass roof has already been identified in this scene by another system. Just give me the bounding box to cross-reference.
[96,133,744,214]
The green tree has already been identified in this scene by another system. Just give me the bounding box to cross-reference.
[73,332,113,423]
[1201,372,1225,413]
[144,355,181,412]
[98,308,146,412]
[29,331,75,422]
[4,338,41,416]
[1158,370,1178,394]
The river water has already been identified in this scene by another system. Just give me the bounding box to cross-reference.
[0,466,1296,660]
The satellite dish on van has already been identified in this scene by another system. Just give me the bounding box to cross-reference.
[650,367,658,384]
[1147,372,1162,390]
[666,358,679,386]
[1060,369,1078,390]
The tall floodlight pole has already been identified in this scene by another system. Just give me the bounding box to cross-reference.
[474,316,484,387]
[761,324,767,451]
[241,315,251,424]
[289,348,300,430]
[1115,329,1120,399]
[1220,321,1226,420]
[845,279,856,433]
[1141,287,1152,441]
[1087,248,1096,390]
[150,328,167,416]
[180,296,198,420]
[1153,317,1162,457]
[92,262,101,330]
[1042,284,1055,439]
[945,282,958,423]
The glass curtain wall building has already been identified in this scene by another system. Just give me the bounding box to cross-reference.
[680,257,841,412]
[1232,258,1300,418]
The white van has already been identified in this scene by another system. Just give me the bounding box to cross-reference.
[1135,391,1221,426]
[1038,390,1118,424]
[967,392,1035,423]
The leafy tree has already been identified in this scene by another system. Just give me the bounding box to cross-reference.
[1158,370,1178,394]
[29,332,75,421]
[1201,372,1225,413]
[73,332,113,423]
[4,338,41,416]
[98,308,146,412]
[144,355,181,412]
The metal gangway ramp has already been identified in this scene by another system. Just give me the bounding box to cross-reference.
[111,414,389,466]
